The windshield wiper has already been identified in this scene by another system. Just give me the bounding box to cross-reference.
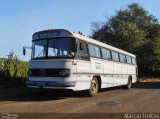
[36,49,45,58]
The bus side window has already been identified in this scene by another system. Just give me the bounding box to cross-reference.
[119,53,126,63]
[101,48,111,60]
[111,51,119,62]
[132,57,136,65]
[76,41,89,60]
[126,56,132,64]
[88,44,101,58]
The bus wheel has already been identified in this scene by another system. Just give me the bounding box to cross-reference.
[127,77,132,89]
[87,77,99,97]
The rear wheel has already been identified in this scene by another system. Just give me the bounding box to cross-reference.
[87,77,99,97]
[127,77,132,89]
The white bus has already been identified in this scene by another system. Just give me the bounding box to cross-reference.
[24,29,138,96]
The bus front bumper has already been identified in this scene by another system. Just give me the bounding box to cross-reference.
[26,80,76,90]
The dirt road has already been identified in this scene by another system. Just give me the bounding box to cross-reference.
[0,82,160,118]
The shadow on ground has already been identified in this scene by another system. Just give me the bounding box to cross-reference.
[0,81,160,102]
[0,88,87,102]
[132,81,160,89]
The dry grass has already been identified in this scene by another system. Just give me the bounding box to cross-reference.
[140,78,160,82]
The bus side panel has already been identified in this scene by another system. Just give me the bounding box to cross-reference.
[90,58,103,74]
[90,58,104,87]
[101,60,114,88]
[127,64,137,83]
[131,65,137,83]
[75,60,91,91]
[121,64,128,85]
[113,62,122,86]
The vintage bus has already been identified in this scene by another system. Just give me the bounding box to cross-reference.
[24,29,138,96]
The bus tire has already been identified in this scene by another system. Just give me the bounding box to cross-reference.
[87,77,99,97]
[127,77,132,89]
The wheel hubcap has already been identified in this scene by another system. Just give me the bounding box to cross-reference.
[128,80,131,88]
[91,80,98,93]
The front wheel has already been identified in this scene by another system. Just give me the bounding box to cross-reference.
[87,77,99,97]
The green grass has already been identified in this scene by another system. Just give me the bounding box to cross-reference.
[0,58,29,88]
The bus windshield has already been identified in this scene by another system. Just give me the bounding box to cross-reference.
[32,37,75,59]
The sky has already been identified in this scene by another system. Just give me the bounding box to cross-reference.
[0,0,160,61]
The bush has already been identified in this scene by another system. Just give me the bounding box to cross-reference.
[0,51,28,88]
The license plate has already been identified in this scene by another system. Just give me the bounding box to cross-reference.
[36,82,45,87]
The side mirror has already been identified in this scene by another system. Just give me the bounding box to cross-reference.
[23,47,26,56]
[80,43,85,50]
[23,46,32,56]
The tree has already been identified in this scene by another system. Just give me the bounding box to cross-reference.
[91,3,160,77]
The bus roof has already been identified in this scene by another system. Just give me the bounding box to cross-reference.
[33,29,136,57]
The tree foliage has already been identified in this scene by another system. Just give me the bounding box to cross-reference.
[91,3,160,77]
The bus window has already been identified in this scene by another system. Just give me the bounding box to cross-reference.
[88,44,101,58]
[101,48,111,60]
[32,40,47,59]
[111,51,119,62]
[119,53,126,63]
[76,41,89,60]
[126,56,132,64]
[132,57,136,65]
[48,38,74,58]
[106,49,112,60]
[95,46,101,58]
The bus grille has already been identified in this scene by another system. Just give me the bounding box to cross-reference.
[29,68,70,77]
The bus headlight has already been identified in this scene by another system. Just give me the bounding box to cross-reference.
[59,69,70,77]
